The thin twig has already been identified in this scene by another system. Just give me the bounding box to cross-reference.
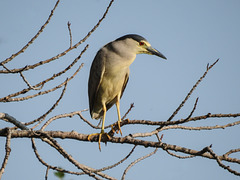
[31,79,68,129]
[12,63,83,103]
[0,0,114,74]
[0,0,61,65]
[224,148,240,157]
[167,59,219,122]
[155,133,163,143]
[121,103,134,120]
[40,109,88,131]
[67,21,73,48]
[34,131,116,180]
[121,148,158,180]
[0,63,14,72]
[160,120,240,131]
[112,113,240,137]
[128,112,240,126]
[207,146,240,176]
[157,97,199,131]
[0,44,87,102]
[122,133,159,180]
[94,145,137,172]
[186,97,199,119]
[71,0,115,51]
[165,150,196,159]
[0,128,11,178]
[130,119,240,139]
[45,166,50,180]
[19,72,43,90]
[31,138,88,176]
[0,113,28,130]
[78,110,101,129]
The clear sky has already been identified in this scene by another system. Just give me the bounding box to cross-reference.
[0,0,240,179]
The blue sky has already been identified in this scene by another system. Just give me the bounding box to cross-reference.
[0,0,240,179]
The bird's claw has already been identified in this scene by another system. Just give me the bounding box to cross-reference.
[111,125,116,133]
[87,131,111,151]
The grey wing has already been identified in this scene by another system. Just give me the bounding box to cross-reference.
[120,70,129,99]
[88,50,105,116]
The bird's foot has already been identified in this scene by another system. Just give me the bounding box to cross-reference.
[111,125,115,133]
[87,130,111,151]
[112,120,123,135]
[126,118,130,123]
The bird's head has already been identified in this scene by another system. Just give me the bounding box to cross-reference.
[116,34,167,60]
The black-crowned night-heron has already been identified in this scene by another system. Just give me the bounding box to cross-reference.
[88,34,167,150]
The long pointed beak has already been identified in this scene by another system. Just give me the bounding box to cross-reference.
[147,46,167,60]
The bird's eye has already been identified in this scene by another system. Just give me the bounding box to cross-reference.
[139,42,145,46]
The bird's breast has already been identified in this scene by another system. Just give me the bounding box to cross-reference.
[98,67,128,104]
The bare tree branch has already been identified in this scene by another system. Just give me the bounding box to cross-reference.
[166,59,219,122]
[0,0,61,65]
[0,113,28,130]
[1,129,239,165]
[207,146,240,176]
[119,113,240,128]
[32,137,90,176]
[0,0,114,74]
[0,45,88,102]
[122,103,135,120]
[33,131,116,180]
[67,21,73,48]
[94,145,137,173]
[45,166,50,180]
[224,148,240,157]
[121,148,158,180]
[160,120,240,131]
[1,0,239,179]
[41,109,88,131]
[19,72,43,90]
[31,80,68,129]
[165,149,196,159]
[0,128,11,179]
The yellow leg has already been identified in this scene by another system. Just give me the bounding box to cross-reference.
[87,103,110,151]
[98,104,107,150]
[101,104,107,133]
[116,97,123,136]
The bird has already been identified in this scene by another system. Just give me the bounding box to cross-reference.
[88,34,167,150]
